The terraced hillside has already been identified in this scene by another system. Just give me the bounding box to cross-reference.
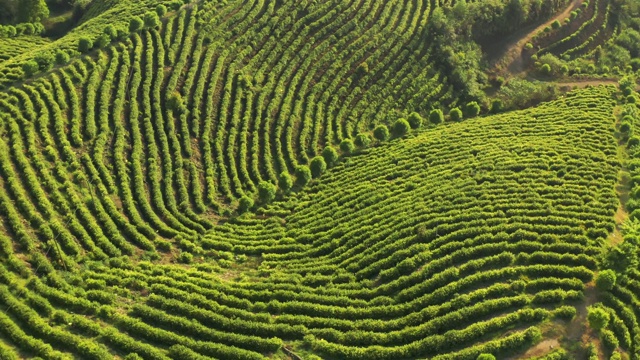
[0,77,627,358]
[0,0,638,359]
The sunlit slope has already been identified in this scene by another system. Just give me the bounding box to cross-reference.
[0,86,614,359]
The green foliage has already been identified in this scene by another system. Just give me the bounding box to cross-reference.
[238,196,254,213]
[17,0,49,23]
[310,156,327,178]
[477,354,496,360]
[21,60,38,76]
[78,37,93,53]
[339,139,355,155]
[465,102,481,117]
[55,51,69,65]
[354,133,371,148]
[449,107,463,121]
[129,16,143,32]
[373,125,389,141]
[587,306,610,330]
[322,146,339,167]
[596,270,616,291]
[429,109,444,124]
[278,171,293,192]
[295,165,311,186]
[490,99,503,114]
[392,118,410,137]
[156,4,168,17]
[257,181,276,205]
[551,20,561,29]
[143,11,160,28]
[601,329,619,350]
[407,112,423,129]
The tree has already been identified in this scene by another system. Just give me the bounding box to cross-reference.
[596,270,616,291]
[22,61,39,77]
[78,37,92,53]
[449,107,463,121]
[393,118,411,137]
[103,25,116,40]
[587,306,610,330]
[429,109,444,124]
[295,165,311,186]
[465,101,481,117]
[354,133,371,147]
[278,171,293,192]
[129,17,143,32]
[17,0,49,23]
[490,99,503,113]
[156,4,167,16]
[540,63,552,75]
[407,112,423,129]
[95,34,110,48]
[55,51,69,65]
[144,11,160,28]
[322,146,339,167]
[238,196,254,213]
[310,156,326,178]
[373,125,389,141]
[257,181,276,204]
[340,139,355,155]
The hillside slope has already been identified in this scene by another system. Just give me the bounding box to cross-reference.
[0,85,623,359]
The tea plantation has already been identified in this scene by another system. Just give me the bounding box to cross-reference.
[0,0,639,359]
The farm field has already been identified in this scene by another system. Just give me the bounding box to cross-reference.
[0,0,639,359]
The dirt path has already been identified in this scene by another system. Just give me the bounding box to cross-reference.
[487,0,582,76]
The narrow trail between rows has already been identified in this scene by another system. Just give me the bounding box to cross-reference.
[485,0,581,76]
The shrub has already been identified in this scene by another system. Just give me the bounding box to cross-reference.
[144,11,160,28]
[103,25,116,40]
[156,4,167,16]
[596,270,616,291]
[393,118,411,137]
[477,355,496,360]
[167,92,184,112]
[407,112,423,129]
[373,125,389,141]
[627,95,637,104]
[354,133,371,147]
[540,63,552,75]
[465,101,481,117]
[340,139,355,154]
[449,107,463,121]
[295,165,311,186]
[429,109,444,124]
[177,252,193,264]
[310,156,327,178]
[620,121,632,133]
[551,20,561,29]
[322,146,339,167]
[278,171,293,192]
[238,196,254,213]
[55,51,69,65]
[129,17,143,32]
[601,329,619,350]
[490,99,503,114]
[22,61,39,77]
[78,37,93,53]
[525,43,533,50]
[95,34,111,48]
[257,181,277,204]
[628,136,640,148]
[34,52,54,71]
[587,306,610,330]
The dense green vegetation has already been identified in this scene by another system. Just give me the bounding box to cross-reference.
[0,0,639,358]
